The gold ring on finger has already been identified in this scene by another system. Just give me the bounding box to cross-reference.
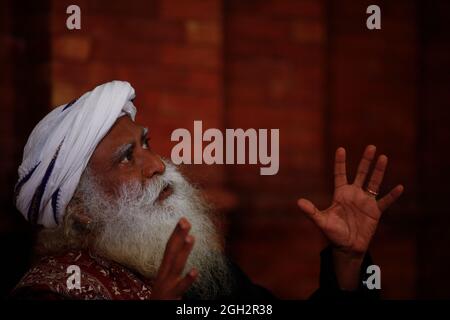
[365,187,379,198]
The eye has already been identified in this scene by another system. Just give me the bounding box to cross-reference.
[120,149,133,164]
[142,138,150,150]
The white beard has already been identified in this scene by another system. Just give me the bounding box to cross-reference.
[76,161,232,299]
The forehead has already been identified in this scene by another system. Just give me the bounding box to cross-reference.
[89,116,141,162]
[103,116,140,142]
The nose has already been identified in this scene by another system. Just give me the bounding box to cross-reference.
[142,152,165,179]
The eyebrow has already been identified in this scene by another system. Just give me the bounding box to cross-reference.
[112,142,134,163]
[111,127,149,163]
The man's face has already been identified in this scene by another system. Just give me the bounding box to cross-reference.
[87,116,169,197]
[63,115,232,298]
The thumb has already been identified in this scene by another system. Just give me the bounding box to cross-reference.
[297,198,325,227]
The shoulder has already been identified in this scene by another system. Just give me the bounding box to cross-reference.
[11,250,153,300]
[11,251,113,300]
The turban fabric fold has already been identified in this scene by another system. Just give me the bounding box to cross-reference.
[15,80,137,228]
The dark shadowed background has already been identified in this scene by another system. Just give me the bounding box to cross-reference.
[1,0,449,299]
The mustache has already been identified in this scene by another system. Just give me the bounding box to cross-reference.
[117,161,175,206]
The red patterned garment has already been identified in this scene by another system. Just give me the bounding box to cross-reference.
[11,250,154,300]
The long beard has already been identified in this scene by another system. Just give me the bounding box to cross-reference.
[76,161,232,299]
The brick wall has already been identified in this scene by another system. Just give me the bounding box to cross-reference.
[327,0,419,299]
[1,0,449,298]
[224,0,328,298]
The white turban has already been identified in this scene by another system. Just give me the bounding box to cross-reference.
[15,80,137,228]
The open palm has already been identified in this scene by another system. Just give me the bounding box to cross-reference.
[298,145,403,256]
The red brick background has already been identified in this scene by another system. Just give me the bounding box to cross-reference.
[1,0,449,299]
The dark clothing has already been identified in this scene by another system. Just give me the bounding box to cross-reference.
[205,246,378,301]
[11,246,378,300]
[310,246,379,300]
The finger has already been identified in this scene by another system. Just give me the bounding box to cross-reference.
[378,185,404,211]
[334,147,347,189]
[173,268,198,298]
[169,235,195,277]
[158,217,191,279]
[354,145,376,187]
[297,198,325,228]
[366,155,388,193]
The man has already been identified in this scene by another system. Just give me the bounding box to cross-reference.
[11,81,403,300]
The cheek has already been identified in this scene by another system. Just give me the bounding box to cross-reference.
[95,164,146,197]
[116,168,144,186]
[94,170,140,198]
[94,177,118,198]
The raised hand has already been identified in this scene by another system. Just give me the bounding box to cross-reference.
[150,217,198,300]
[297,145,403,256]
